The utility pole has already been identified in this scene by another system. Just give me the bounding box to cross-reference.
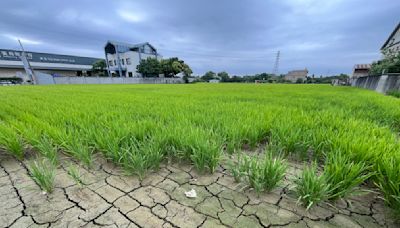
[18,39,36,84]
[272,51,280,76]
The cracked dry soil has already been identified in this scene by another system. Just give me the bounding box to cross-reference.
[0,152,397,228]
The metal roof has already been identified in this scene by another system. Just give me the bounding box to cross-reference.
[105,41,157,53]
[353,64,371,70]
[381,22,400,50]
[0,49,102,66]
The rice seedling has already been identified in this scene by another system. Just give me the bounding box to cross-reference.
[0,84,400,216]
[323,149,374,200]
[67,164,85,186]
[34,135,59,165]
[229,154,252,182]
[29,159,56,193]
[120,138,163,180]
[376,156,400,217]
[247,153,287,194]
[63,137,94,168]
[230,152,287,194]
[0,125,25,160]
[294,163,329,210]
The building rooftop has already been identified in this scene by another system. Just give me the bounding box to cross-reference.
[0,49,101,66]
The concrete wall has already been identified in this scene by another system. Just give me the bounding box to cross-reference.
[352,74,400,93]
[36,75,184,85]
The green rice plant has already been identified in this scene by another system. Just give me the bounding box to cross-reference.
[63,137,94,168]
[120,138,163,180]
[0,125,25,160]
[376,156,400,217]
[183,128,222,173]
[387,89,400,98]
[295,163,329,210]
[229,154,252,182]
[323,149,374,200]
[34,135,59,165]
[67,164,85,186]
[29,159,56,193]
[247,153,287,194]
[190,141,222,173]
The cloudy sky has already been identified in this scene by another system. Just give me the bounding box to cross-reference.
[0,0,398,76]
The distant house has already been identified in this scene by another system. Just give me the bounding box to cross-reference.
[104,41,161,77]
[284,69,308,82]
[381,22,400,57]
[352,64,371,78]
[209,79,220,83]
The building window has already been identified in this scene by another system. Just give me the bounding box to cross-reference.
[126,58,131,65]
[128,72,133,77]
[108,60,113,66]
[114,60,116,65]
[121,59,125,65]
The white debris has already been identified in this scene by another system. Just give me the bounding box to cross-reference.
[42,191,47,195]
[184,189,197,198]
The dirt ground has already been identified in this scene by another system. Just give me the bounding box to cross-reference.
[0,151,397,228]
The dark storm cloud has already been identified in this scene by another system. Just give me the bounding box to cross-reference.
[0,0,398,75]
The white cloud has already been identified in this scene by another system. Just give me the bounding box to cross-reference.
[57,9,112,28]
[3,34,42,45]
[117,9,147,23]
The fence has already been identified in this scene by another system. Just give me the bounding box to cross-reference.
[35,73,184,85]
[351,74,400,93]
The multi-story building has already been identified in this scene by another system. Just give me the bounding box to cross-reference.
[104,41,161,77]
[284,69,308,82]
[381,22,400,57]
[0,49,101,78]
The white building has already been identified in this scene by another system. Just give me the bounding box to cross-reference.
[104,41,161,77]
[381,22,400,57]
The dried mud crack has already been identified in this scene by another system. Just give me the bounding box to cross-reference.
[0,153,397,228]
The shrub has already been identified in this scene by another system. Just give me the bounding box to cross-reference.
[29,159,56,193]
[295,163,329,210]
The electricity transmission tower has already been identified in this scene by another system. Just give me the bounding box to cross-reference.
[272,51,280,76]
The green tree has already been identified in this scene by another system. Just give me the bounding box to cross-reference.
[160,57,192,77]
[218,71,230,82]
[201,71,216,81]
[92,60,107,76]
[370,51,400,75]
[136,57,161,77]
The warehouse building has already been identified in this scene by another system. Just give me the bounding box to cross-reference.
[284,68,308,82]
[0,49,102,78]
[104,41,161,77]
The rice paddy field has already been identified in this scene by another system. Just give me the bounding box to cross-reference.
[1,83,400,227]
